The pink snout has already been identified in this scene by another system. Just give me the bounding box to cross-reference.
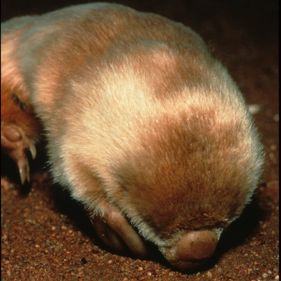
[169,230,218,270]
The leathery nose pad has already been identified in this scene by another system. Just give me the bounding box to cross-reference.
[171,230,218,270]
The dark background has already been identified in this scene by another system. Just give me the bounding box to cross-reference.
[1,0,278,45]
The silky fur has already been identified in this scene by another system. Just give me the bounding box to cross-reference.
[1,3,264,261]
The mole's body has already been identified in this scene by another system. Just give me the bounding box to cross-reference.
[1,3,264,270]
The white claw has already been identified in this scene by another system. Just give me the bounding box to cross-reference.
[29,143,37,159]
[19,166,26,184]
[26,164,30,183]
[18,159,30,184]
[248,104,261,115]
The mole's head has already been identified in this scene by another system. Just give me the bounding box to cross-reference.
[112,105,264,270]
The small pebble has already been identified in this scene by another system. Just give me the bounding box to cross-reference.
[270,144,277,151]
[273,113,279,122]
[248,104,261,114]
[217,267,223,273]
[1,178,13,190]
[269,152,277,163]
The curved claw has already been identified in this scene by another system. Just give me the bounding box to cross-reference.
[28,142,37,160]
[2,122,36,184]
[17,157,30,184]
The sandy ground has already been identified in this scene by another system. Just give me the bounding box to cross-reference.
[1,1,279,280]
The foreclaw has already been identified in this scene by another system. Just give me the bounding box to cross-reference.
[1,122,36,184]
[17,157,30,184]
[28,142,37,160]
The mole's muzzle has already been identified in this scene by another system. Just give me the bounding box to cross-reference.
[164,230,219,271]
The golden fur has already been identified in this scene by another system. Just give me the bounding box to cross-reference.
[1,3,264,268]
